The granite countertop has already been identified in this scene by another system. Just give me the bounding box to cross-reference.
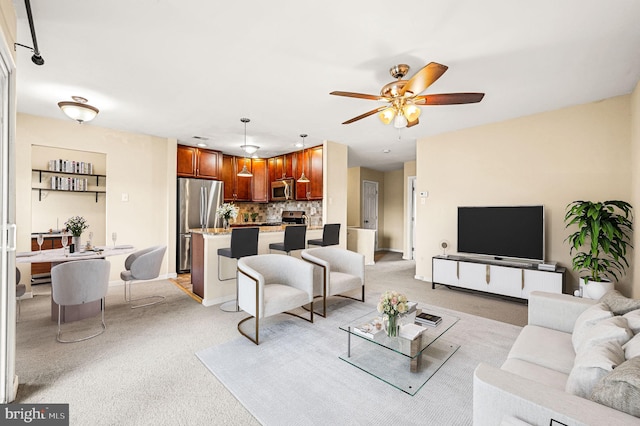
[190,224,323,235]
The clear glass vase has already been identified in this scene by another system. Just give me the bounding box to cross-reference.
[385,314,398,338]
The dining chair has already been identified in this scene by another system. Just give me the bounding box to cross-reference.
[268,224,306,255]
[301,246,365,317]
[237,254,314,344]
[121,245,167,308]
[307,223,340,247]
[51,259,111,343]
[16,268,26,322]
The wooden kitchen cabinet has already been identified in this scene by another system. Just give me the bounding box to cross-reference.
[295,145,323,200]
[31,234,69,276]
[269,153,296,181]
[251,158,269,202]
[222,155,252,202]
[177,145,222,179]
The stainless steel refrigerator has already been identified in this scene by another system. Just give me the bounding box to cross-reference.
[177,178,224,273]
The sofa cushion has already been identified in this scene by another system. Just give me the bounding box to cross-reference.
[507,325,575,375]
[565,340,625,398]
[501,358,568,391]
[600,290,640,315]
[590,356,640,418]
[623,309,640,335]
[572,303,613,349]
[573,316,633,353]
[623,333,640,359]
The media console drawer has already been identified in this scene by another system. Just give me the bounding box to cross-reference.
[431,256,564,300]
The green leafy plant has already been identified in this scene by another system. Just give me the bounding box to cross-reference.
[64,216,89,237]
[564,200,633,283]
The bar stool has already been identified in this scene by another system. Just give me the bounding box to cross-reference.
[218,227,259,312]
[269,224,306,255]
[308,223,340,247]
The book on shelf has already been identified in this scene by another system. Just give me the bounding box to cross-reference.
[351,319,384,339]
[415,312,442,327]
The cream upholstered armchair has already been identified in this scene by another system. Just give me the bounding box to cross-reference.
[237,254,314,345]
[301,247,365,317]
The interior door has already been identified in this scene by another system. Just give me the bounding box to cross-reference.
[362,180,378,249]
[0,34,16,403]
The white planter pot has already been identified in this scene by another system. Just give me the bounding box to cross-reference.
[584,280,614,300]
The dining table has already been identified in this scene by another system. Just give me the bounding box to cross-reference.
[17,245,135,322]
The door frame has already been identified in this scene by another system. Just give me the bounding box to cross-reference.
[405,176,416,260]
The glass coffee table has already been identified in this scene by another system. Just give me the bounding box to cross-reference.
[338,308,459,395]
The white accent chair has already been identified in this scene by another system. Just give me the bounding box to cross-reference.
[301,247,365,317]
[51,259,110,343]
[237,254,314,345]
[121,245,167,308]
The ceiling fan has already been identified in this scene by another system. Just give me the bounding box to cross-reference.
[330,62,484,129]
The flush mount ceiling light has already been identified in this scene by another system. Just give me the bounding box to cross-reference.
[239,117,259,154]
[57,96,99,124]
[237,118,253,177]
[297,134,310,183]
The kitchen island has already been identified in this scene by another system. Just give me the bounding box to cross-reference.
[190,225,323,306]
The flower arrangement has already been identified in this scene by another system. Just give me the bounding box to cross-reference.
[64,216,89,237]
[377,290,408,316]
[216,203,239,221]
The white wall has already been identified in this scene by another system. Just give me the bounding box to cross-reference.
[16,113,177,283]
[415,95,634,296]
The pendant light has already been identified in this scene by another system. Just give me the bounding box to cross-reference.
[237,118,253,177]
[297,134,310,183]
[58,96,99,124]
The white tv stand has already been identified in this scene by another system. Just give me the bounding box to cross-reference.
[432,255,565,301]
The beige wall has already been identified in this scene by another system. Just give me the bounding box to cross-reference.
[403,161,416,258]
[347,167,361,226]
[382,169,403,250]
[323,141,348,248]
[0,0,16,61]
[631,80,640,298]
[416,95,635,296]
[17,114,177,283]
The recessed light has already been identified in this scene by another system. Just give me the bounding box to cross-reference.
[197,143,207,147]
[383,149,391,154]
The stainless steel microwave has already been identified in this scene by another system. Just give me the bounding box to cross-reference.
[271,178,295,201]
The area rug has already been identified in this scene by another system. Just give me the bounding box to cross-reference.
[196,299,521,425]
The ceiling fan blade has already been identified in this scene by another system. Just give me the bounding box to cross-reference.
[414,92,485,105]
[400,62,448,96]
[407,118,419,128]
[330,91,385,101]
[342,106,387,124]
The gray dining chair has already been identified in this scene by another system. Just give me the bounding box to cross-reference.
[121,245,167,308]
[16,268,26,322]
[51,259,111,343]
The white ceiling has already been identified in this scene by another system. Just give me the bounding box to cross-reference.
[13,0,640,172]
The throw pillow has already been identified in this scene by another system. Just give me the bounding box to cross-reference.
[624,309,640,335]
[573,316,633,353]
[590,357,640,418]
[566,340,625,398]
[600,290,640,315]
[623,334,640,360]
[572,303,614,351]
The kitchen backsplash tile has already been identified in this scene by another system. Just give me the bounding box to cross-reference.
[234,200,323,226]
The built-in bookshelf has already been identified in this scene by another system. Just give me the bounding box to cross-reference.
[31,169,106,202]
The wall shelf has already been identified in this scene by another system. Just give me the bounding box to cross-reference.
[32,169,106,202]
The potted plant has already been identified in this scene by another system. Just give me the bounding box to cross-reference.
[64,215,89,248]
[250,212,259,222]
[564,200,633,299]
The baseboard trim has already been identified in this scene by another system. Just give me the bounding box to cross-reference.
[414,275,427,281]
[202,295,235,308]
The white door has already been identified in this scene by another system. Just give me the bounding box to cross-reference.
[362,180,378,249]
[0,34,16,403]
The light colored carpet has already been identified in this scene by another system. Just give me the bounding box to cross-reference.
[196,297,521,425]
[14,252,527,425]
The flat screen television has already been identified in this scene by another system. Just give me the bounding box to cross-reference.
[457,205,544,262]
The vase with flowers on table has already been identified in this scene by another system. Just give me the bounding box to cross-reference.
[216,203,238,230]
[377,290,409,338]
[64,215,89,253]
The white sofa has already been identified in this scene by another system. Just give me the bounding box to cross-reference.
[473,291,640,425]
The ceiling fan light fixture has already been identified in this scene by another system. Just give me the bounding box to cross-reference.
[403,103,421,122]
[57,96,99,123]
[378,107,396,125]
[393,113,408,129]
